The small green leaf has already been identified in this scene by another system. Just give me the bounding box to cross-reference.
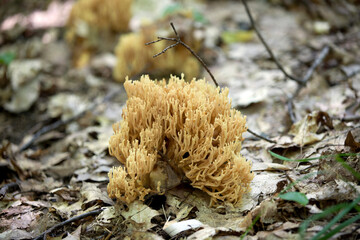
[309,194,360,240]
[0,52,15,66]
[192,10,207,23]
[279,192,309,206]
[221,30,254,44]
[162,3,182,17]
[240,214,260,240]
[334,154,360,180]
[268,150,359,163]
[269,150,324,162]
[299,203,348,238]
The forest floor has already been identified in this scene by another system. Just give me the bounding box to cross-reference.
[0,0,359,239]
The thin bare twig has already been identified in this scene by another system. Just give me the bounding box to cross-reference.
[332,115,360,122]
[145,22,219,88]
[0,181,20,200]
[34,208,103,240]
[19,89,120,152]
[247,128,276,144]
[241,0,330,122]
[146,22,276,144]
[241,0,304,85]
[287,46,330,122]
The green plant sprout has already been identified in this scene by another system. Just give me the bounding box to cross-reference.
[240,214,260,240]
[0,52,15,66]
[269,150,360,240]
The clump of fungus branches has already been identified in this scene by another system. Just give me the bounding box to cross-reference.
[108,75,253,206]
[66,0,132,67]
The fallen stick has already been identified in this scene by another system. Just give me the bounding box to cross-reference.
[287,46,330,122]
[34,208,104,240]
[0,181,20,200]
[146,22,219,88]
[241,0,330,122]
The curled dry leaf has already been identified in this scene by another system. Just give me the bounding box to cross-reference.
[289,111,330,146]
[121,200,160,230]
[344,131,360,152]
[80,182,114,209]
[47,93,88,121]
[3,60,45,113]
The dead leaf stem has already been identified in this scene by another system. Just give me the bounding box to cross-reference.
[241,0,330,123]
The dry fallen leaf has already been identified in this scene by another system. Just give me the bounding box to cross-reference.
[344,131,360,152]
[47,93,89,121]
[0,229,34,240]
[289,111,326,146]
[121,200,160,230]
[80,182,114,209]
[62,225,82,240]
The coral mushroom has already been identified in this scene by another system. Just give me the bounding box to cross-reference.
[108,75,253,206]
[66,0,132,67]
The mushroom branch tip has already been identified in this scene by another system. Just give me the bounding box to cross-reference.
[108,75,253,207]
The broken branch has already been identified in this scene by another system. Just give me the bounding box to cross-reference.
[146,22,219,88]
[287,45,330,122]
[241,0,330,122]
[34,208,104,240]
[0,181,20,200]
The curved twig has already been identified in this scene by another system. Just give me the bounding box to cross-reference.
[0,182,20,199]
[247,128,276,144]
[146,22,219,88]
[241,0,304,85]
[241,0,330,122]
[34,208,104,240]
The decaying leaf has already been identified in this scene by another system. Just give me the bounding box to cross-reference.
[52,200,83,219]
[20,177,62,193]
[47,93,89,121]
[0,229,34,240]
[289,111,328,146]
[121,200,160,230]
[62,225,82,240]
[0,198,45,231]
[80,182,114,209]
[3,60,46,113]
[50,187,79,201]
[96,206,118,224]
[344,131,360,152]
[164,219,204,237]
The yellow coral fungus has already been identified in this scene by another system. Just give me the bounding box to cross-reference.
[66,0,132,67]
[108,75,253,206]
